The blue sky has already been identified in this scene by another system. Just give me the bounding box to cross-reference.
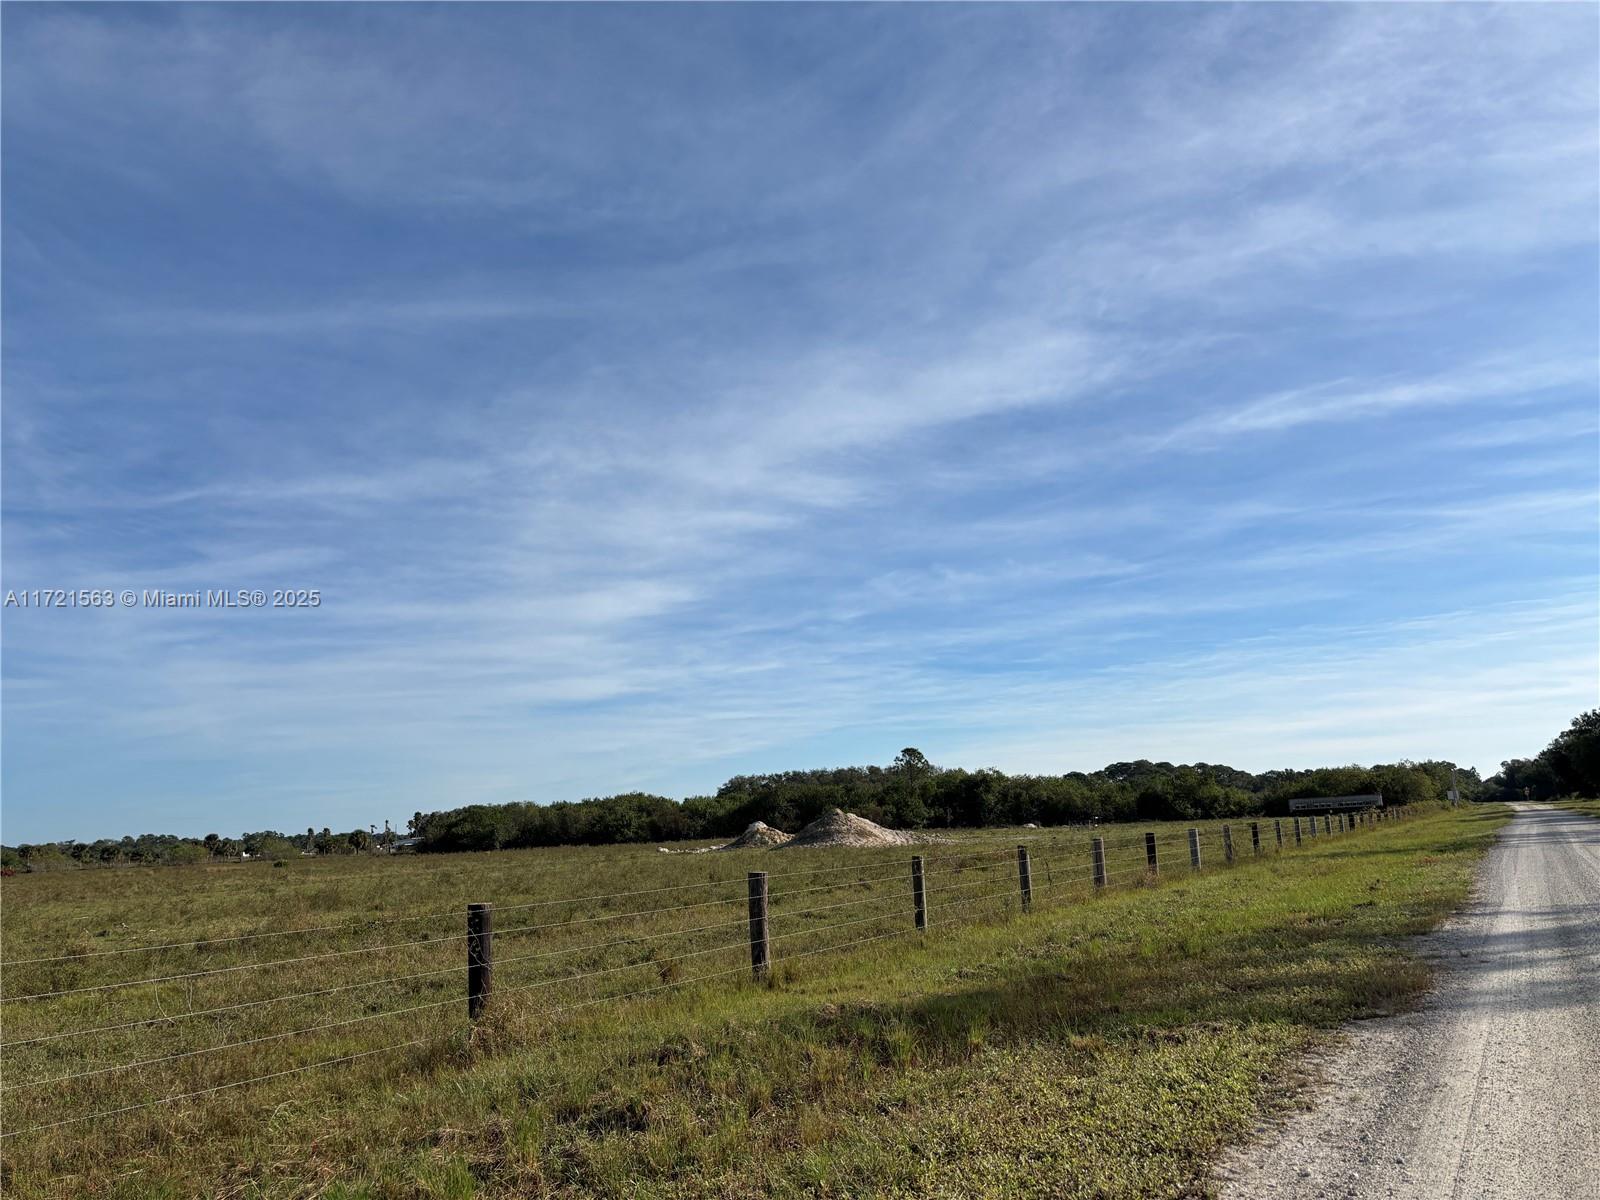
[2,4,1596,843]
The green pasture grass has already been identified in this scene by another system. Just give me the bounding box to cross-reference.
[0,806,1507,1198]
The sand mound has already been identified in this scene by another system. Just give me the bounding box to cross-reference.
[776,808,926,850]
[718,821,793,850]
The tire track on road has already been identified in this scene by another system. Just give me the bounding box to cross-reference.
[1215,803,1600,1200]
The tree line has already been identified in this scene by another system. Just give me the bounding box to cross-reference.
[403,749,1474,853]
[1481,709,1600,802]
[0,826,393,872]
[6,710,1594,870]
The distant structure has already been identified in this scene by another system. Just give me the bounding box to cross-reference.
[1287,792,1383,814]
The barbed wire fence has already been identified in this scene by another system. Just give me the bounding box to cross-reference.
[0,805,1407,1140]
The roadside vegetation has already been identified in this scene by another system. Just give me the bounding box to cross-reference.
[1,804,1507,1198]
[1481,708,1600,805]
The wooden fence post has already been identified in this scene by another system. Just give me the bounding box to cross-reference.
[467,902,493,1020]
[1188,827,1202,871]
[1144,831,1158,875]
[1274,819,1284,850]
[1016,846,1032,912]
[911,855,927,931]
[748,871,770,979]
[1293,816,1302,846]
[1091,837,1107,890]
[1250,822,1261,855]
[1222,824,1235,864]
[1323,815,1332,836]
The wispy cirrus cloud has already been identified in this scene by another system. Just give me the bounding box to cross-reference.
[2,4,1595,841]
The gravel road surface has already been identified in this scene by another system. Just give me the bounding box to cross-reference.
[1215,803,1599,1200]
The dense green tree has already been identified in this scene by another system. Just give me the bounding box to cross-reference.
[167,843,205,865]
[1543,709,1600,797]
[1486,756,1564,802]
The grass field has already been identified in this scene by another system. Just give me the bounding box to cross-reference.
[0,805,1506,1198]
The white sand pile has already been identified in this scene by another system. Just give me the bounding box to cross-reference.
[717,821,793,850]
[776,808,928,850]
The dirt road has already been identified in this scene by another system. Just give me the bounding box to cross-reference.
[1216,803,1599,1200]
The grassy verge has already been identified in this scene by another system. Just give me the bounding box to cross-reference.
[3,806,1508,1198]
[1554,798,1600,819]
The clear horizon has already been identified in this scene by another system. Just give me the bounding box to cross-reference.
[3,4,1597,845]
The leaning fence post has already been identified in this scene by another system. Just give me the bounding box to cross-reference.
[1293,816,1302,846]
[1250,822,1261,855]
[467,902,493,1019]
[1144,831,1158,875]
[1017,845,1032,912]
[1274,819,1284,851]
[1323,815,1332,836]
[1223,824,1235,864]
[911,855,927,931]
[1091,837,1107,890]
[1188,827,1202,871]
[748,871,770,979]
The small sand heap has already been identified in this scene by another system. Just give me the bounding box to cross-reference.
[718,821,794,850]
[777,808,925,850]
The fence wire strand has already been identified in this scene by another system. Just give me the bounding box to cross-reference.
[1,814,1400,1138]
